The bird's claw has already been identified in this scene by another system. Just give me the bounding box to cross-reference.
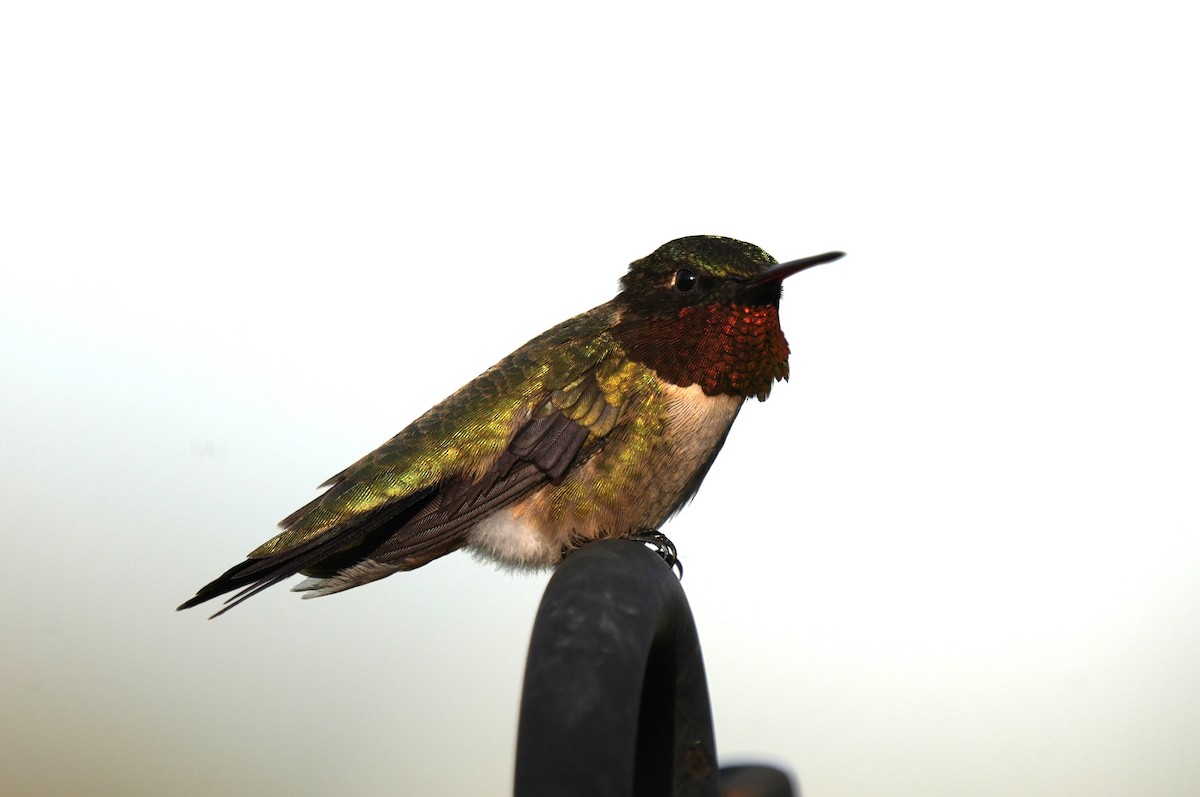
[631,529,683,579]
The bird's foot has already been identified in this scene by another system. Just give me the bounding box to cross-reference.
[630,529,683,579]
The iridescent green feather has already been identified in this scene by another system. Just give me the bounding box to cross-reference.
[249,306,623,557]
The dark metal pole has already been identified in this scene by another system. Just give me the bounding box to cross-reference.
[514,539,719,797]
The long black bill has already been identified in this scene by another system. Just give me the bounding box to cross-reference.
[747,250,845,286]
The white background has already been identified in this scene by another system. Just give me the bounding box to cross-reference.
[3,2,1198,796]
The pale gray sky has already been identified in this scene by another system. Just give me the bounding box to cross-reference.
[3,2,1198,796]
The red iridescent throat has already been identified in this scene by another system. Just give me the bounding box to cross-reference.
[615,302,790,400]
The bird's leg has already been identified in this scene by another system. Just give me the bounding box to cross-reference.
[630,529,683,579]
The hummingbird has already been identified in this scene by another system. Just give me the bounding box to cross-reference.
[179,236,843,617]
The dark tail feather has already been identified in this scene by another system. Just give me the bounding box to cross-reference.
[178,488,436,618]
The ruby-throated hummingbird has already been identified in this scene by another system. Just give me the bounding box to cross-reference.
[179,236,843,617]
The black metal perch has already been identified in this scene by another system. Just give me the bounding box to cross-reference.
[513,539,794,797]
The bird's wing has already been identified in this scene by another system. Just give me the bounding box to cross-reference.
[178,306,636,615]
[366,359,625,565]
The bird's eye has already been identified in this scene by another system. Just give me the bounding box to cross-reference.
[674,268,697,292]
